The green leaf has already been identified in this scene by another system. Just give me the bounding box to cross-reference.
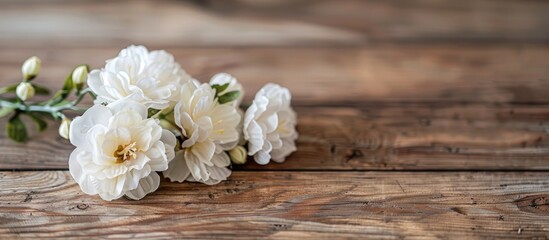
[31,83,51,95]
[6,115,27,142]
[62,70,75,92]
[211,83,230,97]
[49,68,77,105]
[0,107,14,118]
[27,113,48,132]
[218,90,240,104]
[0,84,19,95]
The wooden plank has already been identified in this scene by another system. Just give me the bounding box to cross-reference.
[1,171,549,238]
[2,104,549,170]
[0,0,547,47]
[241,103,549,171]
[0,47,548,170]
[0,46,548,104]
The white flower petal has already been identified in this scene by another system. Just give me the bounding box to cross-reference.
[163,151,191,182]
[108,99,148,118]
[160,129,176,162]
[69,148,99,195]
[253,151,270,165]
[185,155,210,181]
[271,137,297,163]
[70,104,111,149]
[185,159,231,185]
[211,152,230,167]
[87,70,103,97]
[210,105,240,144]
[125,172,161,200]
[261,113,278,134]
[195,116,213,142]
[189,141,216,166]
[246,120,265,155]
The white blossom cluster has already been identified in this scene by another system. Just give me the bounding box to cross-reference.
[67,45,298,201]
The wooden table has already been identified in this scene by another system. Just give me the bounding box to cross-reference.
[1,0,549,238]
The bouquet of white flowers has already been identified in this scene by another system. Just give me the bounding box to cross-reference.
[0,45,298,201]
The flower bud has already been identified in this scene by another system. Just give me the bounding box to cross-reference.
[72,65,88,85]
[58,118,71,140]
[229,146,247,164]
[21,56,41,80]
[16,82,35,101]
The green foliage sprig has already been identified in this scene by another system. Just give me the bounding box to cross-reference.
[0,57,94,142]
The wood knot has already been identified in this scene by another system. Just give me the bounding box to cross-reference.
[514,194,549,214]
[225,188,241,194]
[272,223,290,230]
[76,204,89,210]
[22,191,36,203]
[345,149,364,162]
[450,207,467,215]
[69,203,90,211]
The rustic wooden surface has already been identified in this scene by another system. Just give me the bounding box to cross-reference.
[1,0,549,239]
[2,171,549,239]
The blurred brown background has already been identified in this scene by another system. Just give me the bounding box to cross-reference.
[0,0,548,104]
[1,0,548,46]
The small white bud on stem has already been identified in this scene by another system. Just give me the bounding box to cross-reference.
[16,82,35,101]
[229,146,247,164]
[59,118,71,140]
[72,65,88,85]
[21,56,41,80]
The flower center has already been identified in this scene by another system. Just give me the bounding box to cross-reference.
[114,142,138,163]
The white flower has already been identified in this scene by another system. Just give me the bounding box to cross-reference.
[16,82,35,101]
[209,72,244,106]
[68,100,176,201]
[244,83,298,164]
[88,45,190,110]
[210,73,245,149]
[72,65,88,85]
[21,56,41,80]
[163,80,240,185]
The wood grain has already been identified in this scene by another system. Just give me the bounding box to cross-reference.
[0,0,547,47]
[0,1,548,237]
[1,171,549,239]
[1,46,548,104]
[2,103,549,170]
[1,45,549,170]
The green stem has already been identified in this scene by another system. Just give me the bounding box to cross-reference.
[1,99,72,118]
[70,88,95,106]
[0,88,94,119]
